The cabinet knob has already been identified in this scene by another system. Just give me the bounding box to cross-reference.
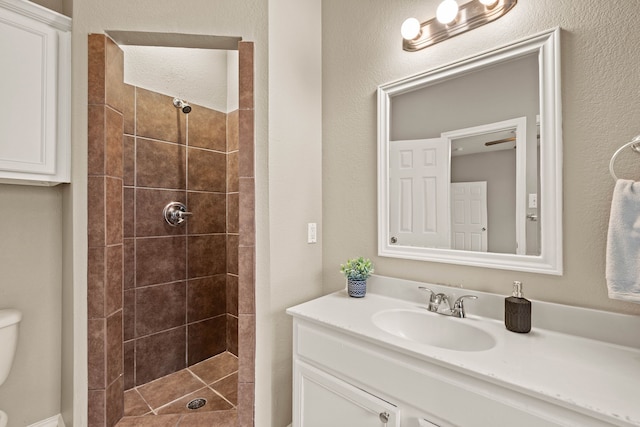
[379,411,390,424]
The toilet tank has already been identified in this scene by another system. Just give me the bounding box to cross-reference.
[0,309,21,386]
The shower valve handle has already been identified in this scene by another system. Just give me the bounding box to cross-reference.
[163,202,192,226]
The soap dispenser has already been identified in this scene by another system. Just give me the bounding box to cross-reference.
[505,281,531,333]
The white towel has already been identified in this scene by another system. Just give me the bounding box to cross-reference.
[606,179,640,303]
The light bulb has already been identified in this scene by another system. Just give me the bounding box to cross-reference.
[401,17,421,40]
[436,0,459,24]
[478,0,498,6]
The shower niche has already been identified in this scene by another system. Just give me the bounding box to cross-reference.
[87,33,255,426]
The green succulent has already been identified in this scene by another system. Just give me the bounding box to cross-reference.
[340,257,374,280]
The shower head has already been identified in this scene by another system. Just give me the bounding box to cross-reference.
[173,98,192,114]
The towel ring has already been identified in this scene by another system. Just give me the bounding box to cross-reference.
[609,134,640,180]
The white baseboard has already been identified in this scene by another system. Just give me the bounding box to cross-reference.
[27,414,65,427]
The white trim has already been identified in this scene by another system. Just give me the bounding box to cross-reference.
[0,0,70,31]
[27,414,66,427]
[377,27,563,275]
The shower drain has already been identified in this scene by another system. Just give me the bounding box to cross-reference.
[187,398,207,410]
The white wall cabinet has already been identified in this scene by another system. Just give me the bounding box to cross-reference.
[0,0,71,185]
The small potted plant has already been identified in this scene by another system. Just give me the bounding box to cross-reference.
[340,257,374,298]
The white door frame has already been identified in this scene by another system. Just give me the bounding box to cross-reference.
[441,117,527,255]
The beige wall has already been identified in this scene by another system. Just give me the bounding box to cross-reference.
[0,185,63,426]
[322,0,640,316]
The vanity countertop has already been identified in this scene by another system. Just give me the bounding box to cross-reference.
[287,276,640,426]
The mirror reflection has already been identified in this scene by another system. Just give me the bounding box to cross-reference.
[388,54,540,256]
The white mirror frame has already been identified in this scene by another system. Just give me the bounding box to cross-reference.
[377,28,563,275]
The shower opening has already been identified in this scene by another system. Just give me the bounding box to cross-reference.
[87,32,255,426]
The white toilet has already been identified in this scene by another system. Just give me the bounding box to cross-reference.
[0,309,22,427]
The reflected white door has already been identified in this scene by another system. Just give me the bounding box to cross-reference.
[389,138,450,248]
[451,182,487,252]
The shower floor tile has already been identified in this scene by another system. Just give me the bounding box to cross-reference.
[119,351,238,425]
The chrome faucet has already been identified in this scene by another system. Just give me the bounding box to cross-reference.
[419,287,477,318]
[451,295,478,318]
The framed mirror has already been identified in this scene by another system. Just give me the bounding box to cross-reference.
[377,28,562,275]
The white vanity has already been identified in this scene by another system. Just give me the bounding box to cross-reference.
[287,275,640,427]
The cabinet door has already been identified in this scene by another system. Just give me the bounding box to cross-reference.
[0,5,58,175]
[294,361,400,427]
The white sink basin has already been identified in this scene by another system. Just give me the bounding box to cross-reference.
[372,309,496,352]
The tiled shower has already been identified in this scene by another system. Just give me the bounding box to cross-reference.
[121,85,238,387]
[87,34,256,427]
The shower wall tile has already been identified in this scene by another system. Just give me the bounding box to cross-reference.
[105,244,123,316]
[136,87,186,144]
[106,311,123,385]
[226,275,238,316]
[88,34,126,427]
[227,151,239,192]
[88,105,105,175]
[187,275,226,323]
[123,136,135,186]
[124,341,135,390]
[123,289,135,341]
[239,42,254,110]
[187,234,226,278]
[135,236,186,287]
[136,189,187,237]
[135,281,186,337]
[226,314,238,356]
[227,193,239,234]
[105,106,124,178]
[136,138,186,190]
[238,178,255,247]
[187,315,226,365]
[105,177,123,246]
[88,35,106,105]
[238,314,255,383]
[88,176,105,247]
[105,36,125,114]
[106,375,124,427]
[238,382,255,427]
[227,234,238,275]
[187,148,226,192]
[123,84,135,135]
[238,109,255,178]
[187,191,226,235]
[88,247,105,319]
[238,246,255,315]
[123,188,134,238]
[88,390,105,427]
[188,106,226,151]
[88,318,106,389]
[135,327,186,385]
[123,239,135,290]
[227,110,239,152]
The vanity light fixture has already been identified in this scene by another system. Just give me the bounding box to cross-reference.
[401,0,517,51]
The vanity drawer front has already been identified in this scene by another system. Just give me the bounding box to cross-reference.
[295,320,614,427]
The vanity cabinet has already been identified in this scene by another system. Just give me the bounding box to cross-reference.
[0,0,71,185]
[295,360,400,427]
[291,318,619,427]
